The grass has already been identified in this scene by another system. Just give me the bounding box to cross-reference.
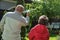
[25,34,57,40]
[25,37,57,40]
[49,37,57,40]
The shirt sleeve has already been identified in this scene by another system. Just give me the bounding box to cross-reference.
[28,29,35,40]
[0,14,6,32]
[20,16,30,26]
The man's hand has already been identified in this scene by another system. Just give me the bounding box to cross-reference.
[26,12,30,16]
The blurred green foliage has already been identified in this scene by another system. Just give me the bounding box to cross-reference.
[16,0,60,40]
[24,0,60,31]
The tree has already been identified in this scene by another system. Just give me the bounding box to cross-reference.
[42,0,60,17]
[15,0,60,40]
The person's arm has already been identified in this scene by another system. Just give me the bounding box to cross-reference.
[0,14,6,32]
[28,29,35,40]
[21,13,30,26]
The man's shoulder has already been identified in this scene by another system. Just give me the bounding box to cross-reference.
[30,24,39,31]
[31,24,45,31]
[4,12,14,16]
[6,12,14,14]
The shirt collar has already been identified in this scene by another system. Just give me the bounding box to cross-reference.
[14,11,22,15]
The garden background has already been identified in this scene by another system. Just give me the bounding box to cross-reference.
[0,0,60,40]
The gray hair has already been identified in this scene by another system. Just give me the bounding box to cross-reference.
[15,5,24,11]
[38,15,49,25]
[39,15,48,21]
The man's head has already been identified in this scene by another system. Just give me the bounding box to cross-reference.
[15,5,24,13]
[38,15,49,25]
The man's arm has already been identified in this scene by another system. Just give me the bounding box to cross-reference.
[20,12,30,26]
[20,15,30,26]
[0,14,6,32]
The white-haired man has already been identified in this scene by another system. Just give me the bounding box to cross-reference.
[28,15,50,40]
[0,5,30,40]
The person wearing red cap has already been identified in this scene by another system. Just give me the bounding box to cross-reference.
[28,15,50,40]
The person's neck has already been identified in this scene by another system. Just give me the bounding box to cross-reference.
[14,11,22,15]
[38,24,46,26]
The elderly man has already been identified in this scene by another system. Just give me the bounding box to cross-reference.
[0,5,30,40]
[28,15,50,40]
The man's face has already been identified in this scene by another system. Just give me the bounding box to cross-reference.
[17,7,24,13]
